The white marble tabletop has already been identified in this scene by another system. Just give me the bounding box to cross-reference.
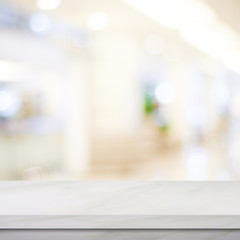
[0,181,239,228]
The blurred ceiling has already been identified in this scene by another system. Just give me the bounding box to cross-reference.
[3,0,240,59]
[204,0,240,36]
[7,0,240,31]
[4,0,237,32]
[7,0,165,33]
[6,0,240,35]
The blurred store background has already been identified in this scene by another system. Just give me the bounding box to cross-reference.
[0,0,239,180]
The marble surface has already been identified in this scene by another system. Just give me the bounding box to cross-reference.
[0,181,240,228]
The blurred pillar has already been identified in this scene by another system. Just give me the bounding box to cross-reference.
[166,60,189,144]
[92,33,142,137]
[64,59,90,178]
